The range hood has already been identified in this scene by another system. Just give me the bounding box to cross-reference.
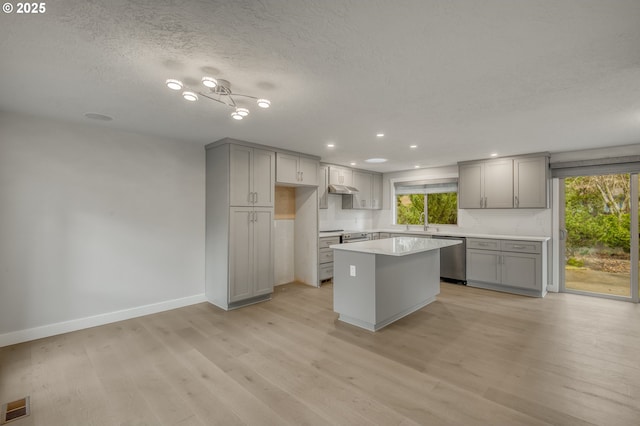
[328,184,359,194]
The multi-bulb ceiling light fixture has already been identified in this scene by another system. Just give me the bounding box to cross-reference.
[165,77,271,120]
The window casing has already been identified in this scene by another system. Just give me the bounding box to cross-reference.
[394,179,458,225]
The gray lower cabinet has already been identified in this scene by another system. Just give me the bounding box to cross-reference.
[318,236,340,283]
[467,238,546,297]
[229,207,274,303]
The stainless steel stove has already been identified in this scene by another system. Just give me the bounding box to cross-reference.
[340,232,370,243]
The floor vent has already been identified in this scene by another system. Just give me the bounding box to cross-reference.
[1,396,30,424]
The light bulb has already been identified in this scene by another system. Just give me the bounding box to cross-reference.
[257,99,271,108]
[231,111,243,120]
[202,77,217,88]
[236,107,249,117]
[166,79,183,90]
[182,91,198,101]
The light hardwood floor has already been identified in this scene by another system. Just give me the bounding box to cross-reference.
[1,282,639,425]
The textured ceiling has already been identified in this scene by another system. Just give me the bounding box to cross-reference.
[1,0,640,172]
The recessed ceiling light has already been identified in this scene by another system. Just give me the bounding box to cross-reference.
[376,133,384,137]
[350,162,356,166]
[327,143,335,148]
[490,153,498,157]
[414,165,420,169]
[410,145,417,149]
[365,158,387,163]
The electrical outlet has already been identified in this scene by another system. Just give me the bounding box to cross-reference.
[350,265,356,277]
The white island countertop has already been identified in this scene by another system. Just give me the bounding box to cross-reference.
[330,236,461,257]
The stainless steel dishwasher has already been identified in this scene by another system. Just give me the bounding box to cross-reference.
[432,235,466,284]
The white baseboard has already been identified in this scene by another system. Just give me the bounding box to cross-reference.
[0,294,208,348]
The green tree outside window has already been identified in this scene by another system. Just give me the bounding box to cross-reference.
[396,193,457,225]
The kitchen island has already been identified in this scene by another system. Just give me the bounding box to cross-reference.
[330,237,461,331]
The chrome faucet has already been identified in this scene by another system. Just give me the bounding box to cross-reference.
[420,212,429,231]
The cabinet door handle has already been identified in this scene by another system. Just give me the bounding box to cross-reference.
[484,197,487,208]
[515,195,519,208]
[300,171,303,181]
[511,245,526,249]
[253,211,257,222]
[480,197,483,208]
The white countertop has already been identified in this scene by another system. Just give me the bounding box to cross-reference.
[375,229,550,242]
[319,229,550,242]
[330,237,462,256]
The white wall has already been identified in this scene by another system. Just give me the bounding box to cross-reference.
[0,112,205,345]
[319,194,374,231]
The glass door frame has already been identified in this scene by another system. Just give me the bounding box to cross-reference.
[558,174,639,303]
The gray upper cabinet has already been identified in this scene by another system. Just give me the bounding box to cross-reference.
[341,169,383,210]
[371,173,382,209]
[230,145,275,207]
[298,157,319,186]
[275,153,298,184]
[318,165,328,209]
[458,162,484,209]
[459,154,548,209]
[484,159,514,208]
[329,166,353,186]
[352,170,373,208]
[514,156,549,208]
[276,153,319,186]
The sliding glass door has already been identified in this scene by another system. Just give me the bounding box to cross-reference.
[560,173,639,302]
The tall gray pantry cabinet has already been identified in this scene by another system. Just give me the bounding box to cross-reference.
[205,140,275,310]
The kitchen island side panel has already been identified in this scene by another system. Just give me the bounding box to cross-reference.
[375,250,440,326]
[333,251,377,327]
[205,144,230,309]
